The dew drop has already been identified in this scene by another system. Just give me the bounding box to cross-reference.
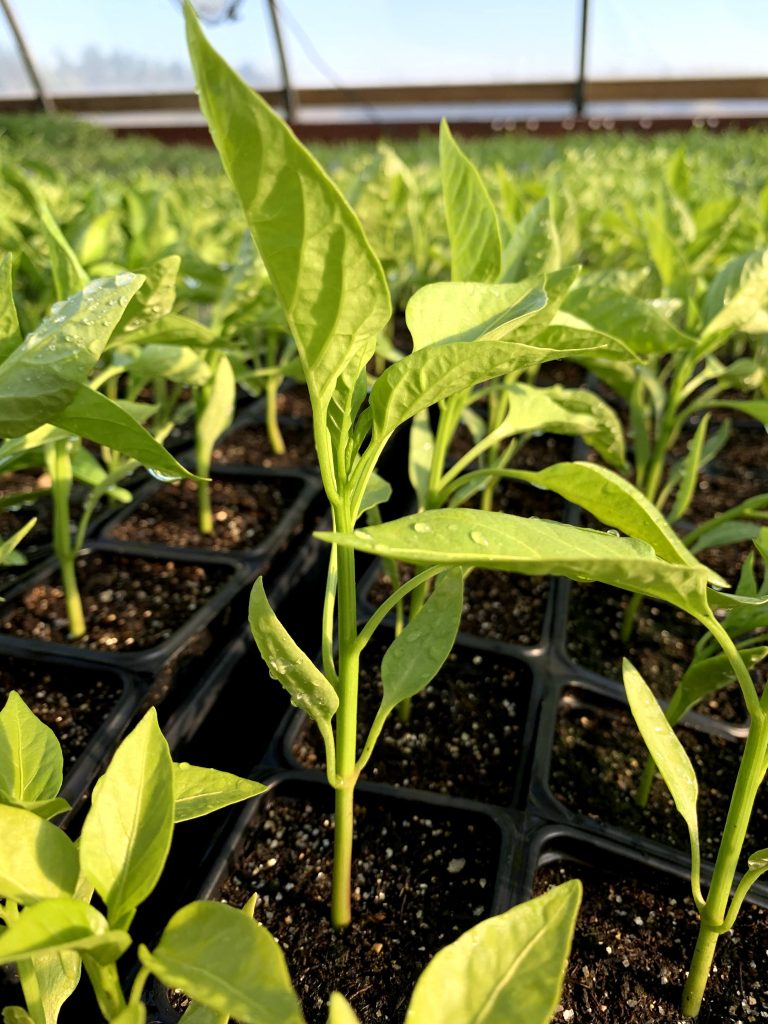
[114,271,134,287]
[412,521,431,534]
[606,529,620,537]
[148,468,182,483]
[469,529,489,546]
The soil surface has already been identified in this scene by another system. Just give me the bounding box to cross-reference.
[536,857,768,1023]
[276,386,313,420]
[0,659,120,767]
[213,420,317,469]
[563,583,751,724]
[107,477,301,551]
[0,550,231,652]
[549,688,768,870]
[203,790,501,1024]
[291,639,531,805]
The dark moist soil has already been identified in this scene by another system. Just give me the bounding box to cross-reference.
[213,420,317,469]
[199,792,500,1024]
[291,639,531,804]
[535,361,589,388]
[0,550,231,652]
[716,426,768,480]
[549,688,768,870]
[106,477,300,551]
[277,385,313,419]
[0,659,119,767]
[536,858,768,1023]
[564,583,754,724]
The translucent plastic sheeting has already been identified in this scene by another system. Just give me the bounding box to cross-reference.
[0,6,34,98]
[589,0,768,80]
[6,0,282,96]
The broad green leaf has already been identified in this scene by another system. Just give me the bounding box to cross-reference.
[623,660,699,852]
[440,120,501,283]
[690,519,764,554]
[0,273,145,437]
[359,472,392,518]
[0,252,22,362]
[541,384,626,469]
[80,709,174,930]
[707,590,768,610]
[749,849,768,871]
[196,356,236,464]
[405,280,548,350]
[408,409,435,511]
[701,250,768,340]
[173,763,265,823]
[33,949,82,1024]
[0,519,36,566]
[0,899,130,966]
[0,691,63,806]
[110,313,216,350]
[707,399,768,426]
[186,3,390,418]
[249,579,338,754]
[139,901,305,1024]
[561,285,692,354]
[51,385,197,481]
[405,879,581,1024]
[117,254,181,333]
[506,461,725,587]
[181,1003,226,1024]
[320,509,714,620]
[119,343,212,388]
[327,994,360,1024]
[380,568,464,714]
[666,646,768,727]
[0,805,79,904]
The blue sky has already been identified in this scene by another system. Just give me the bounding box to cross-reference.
[2,0,765,98]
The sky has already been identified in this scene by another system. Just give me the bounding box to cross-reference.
[2,0,766,101]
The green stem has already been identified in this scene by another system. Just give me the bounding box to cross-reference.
[426,393,464,510]
[681,714,768,1017]
[83,959,127,1020]
[264,377,286,455]
[195,409,214,535]
[330,510,360,930]
[47,441,86,639]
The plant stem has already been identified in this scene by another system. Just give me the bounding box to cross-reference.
[681,714,768,1016]
[330,511,360,930]
[83,959,127,1019]
[194,402,214,535]
[264,376,286,455]
[47,441,86,639]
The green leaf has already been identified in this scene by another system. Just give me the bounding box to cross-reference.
[185,3,390,421]
[748,848,768,871]
[440,120,501,283]
[380,568,464,714]
[540,384,626,469]
[139,901,305,1024]
[249,579,338,754]
[111,1006,146,1024]
[706,399,768,426]
[405,879,581,1024]
[666,646,768,727]
[121,343,213,388]
[173,763,265,823]
[623,659,699,847]
[32,949,82,1024]
[405,280,548,350]
[689,519,764,554]
[0,519,36,566]
[117,254,181,333]
[326,994,360,1024]
[701,250,768,340]
[196,356,236,467]
[503,461,725,585]
[500,197,559,282]
[0,252,22,362]
[0,690,63,807]
[0,273,145,437]
[0,899,130,966]
[80,709,174,930]
[111,313,216,350]
[181,1004,226,1024]
[320,509,714,621]
[0,805,79,904]
[2,1008,35,1023]
[408,410,435,511]
[51,385,197,481]
[561,285,692,355]
[359,472,392,518]
[668,413,710,523]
